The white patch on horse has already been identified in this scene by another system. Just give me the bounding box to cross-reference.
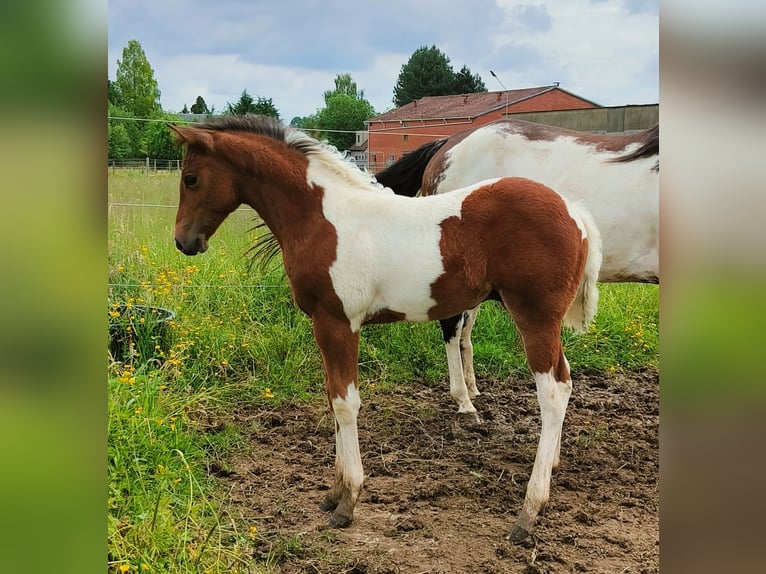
[306,156,470,332]
[332,383,363,499]
[444,316,476,413]
[438,124,658,283]
[516,368,572,531]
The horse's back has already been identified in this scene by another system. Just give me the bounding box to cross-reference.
[425,121,658,283]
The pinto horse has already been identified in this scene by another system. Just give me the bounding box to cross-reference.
[170,115,602,541]
[376,119,658,414]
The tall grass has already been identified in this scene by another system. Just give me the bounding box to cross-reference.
[107,170,658,572]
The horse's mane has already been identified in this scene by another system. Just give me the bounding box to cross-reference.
[284,129,388,194]
[610,124,659,165]
[194,114,289,141]
[374,139,449,197]
[195,114,386,193]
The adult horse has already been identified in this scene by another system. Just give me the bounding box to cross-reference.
[170,115,602,541]
[376,119,658,414]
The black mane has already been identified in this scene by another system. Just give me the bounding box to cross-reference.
[194,114,287,142]
[611,124,659,163]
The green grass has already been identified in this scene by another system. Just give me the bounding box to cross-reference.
[107,170,658,572]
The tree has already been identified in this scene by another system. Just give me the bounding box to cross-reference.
[323,73,365,104]
[393,46,487,107]
[181,104,189,114]
[108,79,123,107]
[225,90,280,119]
[452,65,487,94]
[108,102,143,158]
[315,94,375,150]
[114,39,162,119]
[303,74,376,150]
[108,121,132,160]
[145,113,184,160]
[393,46,456,107]
[190,95,209,114]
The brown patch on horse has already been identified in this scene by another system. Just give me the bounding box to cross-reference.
[362,309,407,325]
[428,178,586,379]
[500,119,657,155]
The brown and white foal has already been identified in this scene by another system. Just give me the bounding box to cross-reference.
[170,115,602,541]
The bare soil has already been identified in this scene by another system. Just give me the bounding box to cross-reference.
[220,369,658,573]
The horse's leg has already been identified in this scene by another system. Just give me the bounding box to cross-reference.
[502,300,572,542]
[439,314,477,415]
[552,354,570,470]
[311,314,364,528]
[459,306,480,399]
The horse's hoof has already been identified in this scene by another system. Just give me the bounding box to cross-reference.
[507,524,530,543]
[328,512,352,529]
[456,410,482,425]
[319,496,339,512]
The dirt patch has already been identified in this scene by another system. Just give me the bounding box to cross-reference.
[222,369,658,573]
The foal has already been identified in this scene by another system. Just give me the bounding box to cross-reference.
[170,115,602,541]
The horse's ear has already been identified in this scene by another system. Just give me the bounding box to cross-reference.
[168,124,215,151]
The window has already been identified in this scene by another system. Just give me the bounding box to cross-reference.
[403,134,409,142]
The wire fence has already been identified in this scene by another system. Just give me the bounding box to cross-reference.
[108,158,182,172]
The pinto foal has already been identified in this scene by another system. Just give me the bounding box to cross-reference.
[170,115,602,541]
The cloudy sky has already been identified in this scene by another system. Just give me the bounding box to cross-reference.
[107,0,658,122]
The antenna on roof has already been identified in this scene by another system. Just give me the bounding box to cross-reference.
[489,70,509,118]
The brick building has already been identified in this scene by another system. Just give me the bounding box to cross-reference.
[364,85,599,173]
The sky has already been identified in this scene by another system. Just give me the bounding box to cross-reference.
[107,0,658,123]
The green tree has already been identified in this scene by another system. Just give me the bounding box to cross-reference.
[145,114,184,160]
[114,39,162,119]
[108,122,132,160]
[224,90,280,119]
[190,96,209,114]
[393,45,456,107]
[315,94,375,151]
[393,46,487,107]
[452,65,487,94]
[108,102,143,158]
[107,79,122,107]
[323,73,365,104]
[305,74,375,150]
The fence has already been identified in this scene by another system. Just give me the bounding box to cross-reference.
[108,158,182,172]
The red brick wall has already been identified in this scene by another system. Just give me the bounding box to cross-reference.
[367,89,597,173]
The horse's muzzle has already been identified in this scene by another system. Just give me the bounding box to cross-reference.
[174,236,207,256]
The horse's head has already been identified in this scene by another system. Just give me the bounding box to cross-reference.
[169,125,242,256]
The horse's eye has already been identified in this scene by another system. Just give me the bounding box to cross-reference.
[184,175,198,187]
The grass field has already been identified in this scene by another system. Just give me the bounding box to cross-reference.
[107,170,658,573]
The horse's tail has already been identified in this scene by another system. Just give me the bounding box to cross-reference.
[374,138,448,197]
[563,202,602,333]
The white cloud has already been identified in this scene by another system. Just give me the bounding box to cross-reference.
[108,0,658,120]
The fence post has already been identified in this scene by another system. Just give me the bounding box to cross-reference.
[145,157,149,173]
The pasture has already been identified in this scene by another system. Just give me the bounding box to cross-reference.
[108,170,658,573]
